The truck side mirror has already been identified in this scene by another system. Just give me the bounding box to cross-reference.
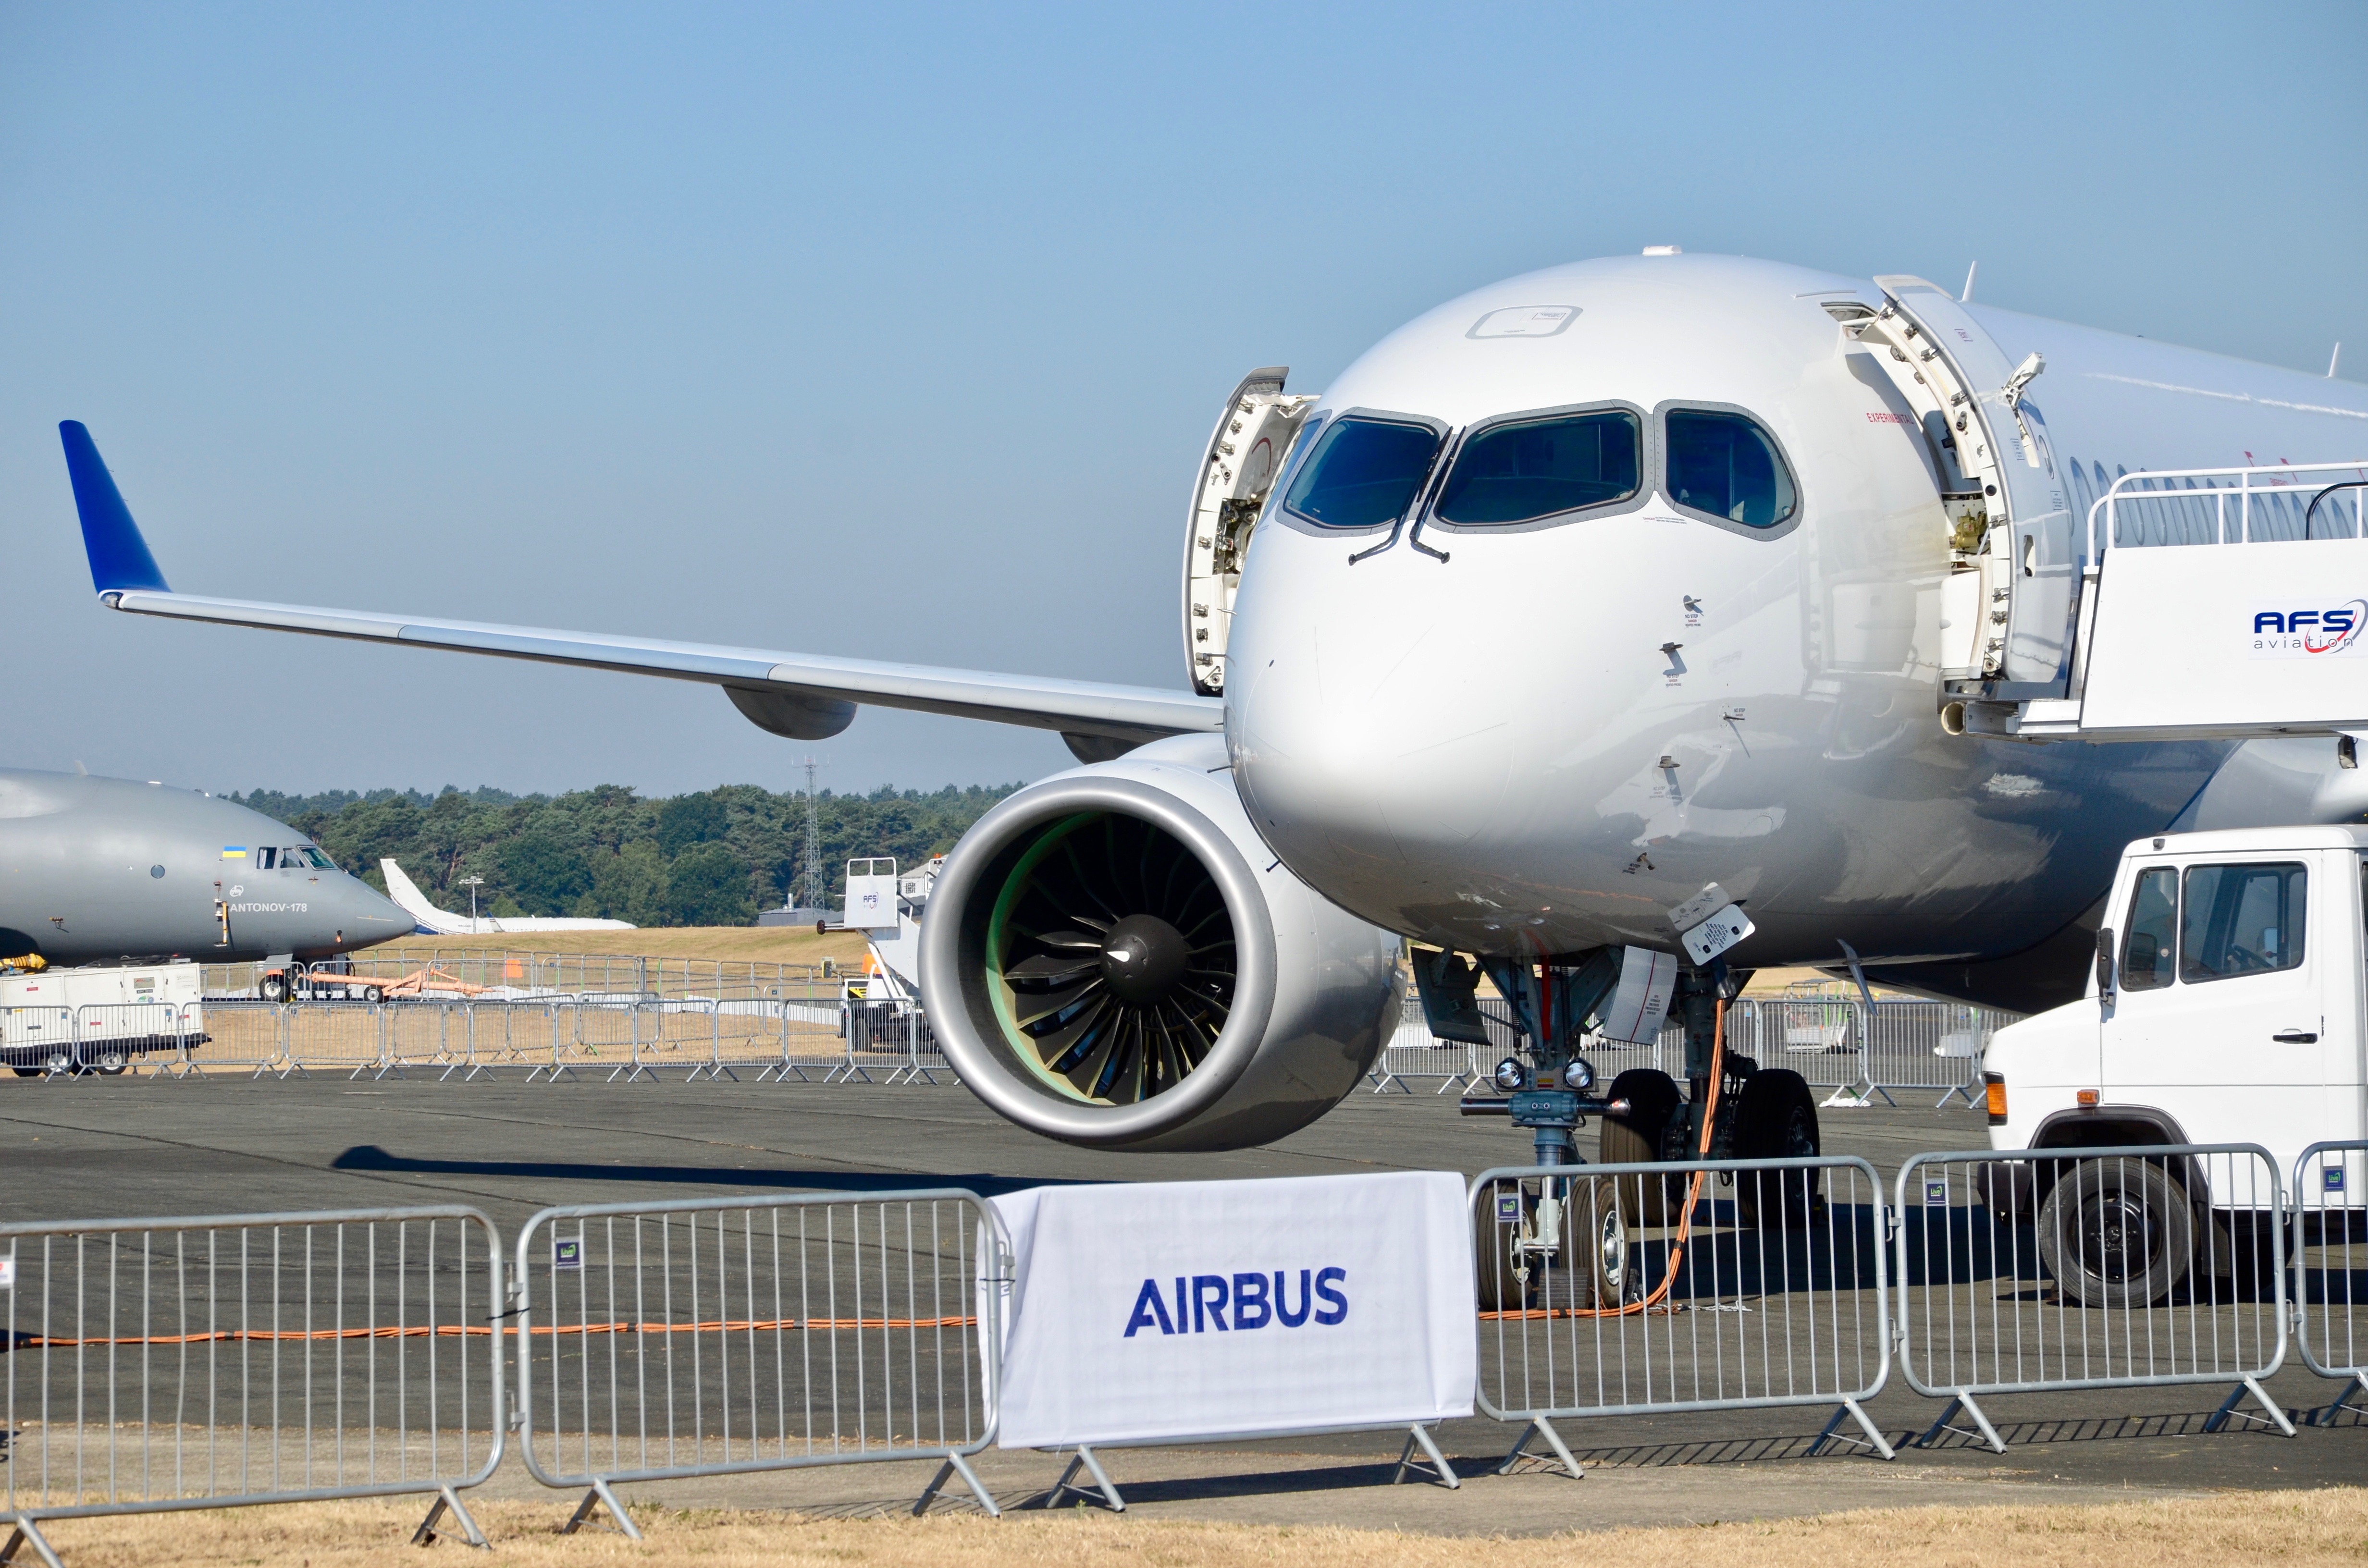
[2095,927,2116,995]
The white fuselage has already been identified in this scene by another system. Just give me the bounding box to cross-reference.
[1222,255,2368,1008]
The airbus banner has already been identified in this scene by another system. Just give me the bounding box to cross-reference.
[988,1172,1475,1450]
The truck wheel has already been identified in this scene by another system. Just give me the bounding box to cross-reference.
[2037,1157,2193,1309]
[94,1052,128,1076]
[364,986,386,1004]
[1599,1069,1682,1226]
[1733,1068,1823,1230]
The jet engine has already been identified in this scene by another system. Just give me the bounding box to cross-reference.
[918,735,1403,1151]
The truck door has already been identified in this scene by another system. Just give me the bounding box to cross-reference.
[1851,278,2077,690]
[2101,852,2325,1168]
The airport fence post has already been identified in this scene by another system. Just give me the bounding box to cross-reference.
[526,1001,580,1085]
[1469,1154,1896,1470]
[2292,1140,2368,1423]
[827,989,875,1085]
[509,1188,1006,1526]
[1892,1143,2293,1451]
[608,1000,657,1085]
[684,1000,737,1084]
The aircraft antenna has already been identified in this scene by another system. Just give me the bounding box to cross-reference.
[1961,260,1977,303]
[2331,342,2343,380]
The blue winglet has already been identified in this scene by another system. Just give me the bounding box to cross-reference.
[59,421,170,595]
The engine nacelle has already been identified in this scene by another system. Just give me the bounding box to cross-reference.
[918,734,1402,1151]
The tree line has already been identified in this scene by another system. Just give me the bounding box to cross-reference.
[229,782,1023,927]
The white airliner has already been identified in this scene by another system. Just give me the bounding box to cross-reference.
[59,251,2368,1160]
[378,858,634,936]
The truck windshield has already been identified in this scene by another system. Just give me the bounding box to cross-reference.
[2180,862,2306,981]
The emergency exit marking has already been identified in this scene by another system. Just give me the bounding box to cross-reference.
[1924,1178,1948,1208]
[554,1238,583,1273]
[1494,1193,1523,1225]
[2327,1167,2347,1193]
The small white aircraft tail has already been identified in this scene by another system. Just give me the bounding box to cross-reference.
[377,858,634,934]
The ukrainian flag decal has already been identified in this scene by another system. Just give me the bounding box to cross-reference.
[220,845,248,859]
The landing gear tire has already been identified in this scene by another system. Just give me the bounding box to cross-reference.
[2038,1157,2193,1309]
[1600,1069,1682,1226]
[363,986,386,1004]
[1475,1175,1628,1311]
[1733,1068,1822,1230]
[259,975,289,1003]
[1569,1174,1629,1308]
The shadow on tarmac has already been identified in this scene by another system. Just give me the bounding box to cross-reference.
[330,1143,1083,1199]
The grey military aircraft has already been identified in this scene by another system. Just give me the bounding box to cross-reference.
[0,768,412,967]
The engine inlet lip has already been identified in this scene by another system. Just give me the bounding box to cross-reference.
[919,772,1279,1145]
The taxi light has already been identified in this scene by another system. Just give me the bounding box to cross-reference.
[1983,1072,2008,1125]
[2076,1088,2100,1108]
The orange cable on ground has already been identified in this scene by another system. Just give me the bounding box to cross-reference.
[1481,992,1725,1321]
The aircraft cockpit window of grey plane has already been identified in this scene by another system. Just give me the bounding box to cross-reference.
[1660,405,1799,532]
[1431,405,1644,528]
[1278,412,1445,530]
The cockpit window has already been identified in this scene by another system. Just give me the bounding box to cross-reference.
[1434,409,1641,527]
[1665,409,1797,529]
[1281,416,1443,530]
[303,847,335,869]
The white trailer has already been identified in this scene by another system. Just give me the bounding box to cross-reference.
[1980,824,2366,1301]
[0,961,206,1076]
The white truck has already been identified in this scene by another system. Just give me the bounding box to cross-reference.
[1980,824,2365,1303]
[0,960,207,1076]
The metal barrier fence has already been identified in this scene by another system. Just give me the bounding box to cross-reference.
[2292,1139,2368,1422]
[0,1205,505,1565]
[1469,1157,1894,1474]
[1381,996,2012,1106]
[204,951,836,1002]
[1893,1143,2290,1451]
[12,997,916,1085]
[511,1189,1004,1534]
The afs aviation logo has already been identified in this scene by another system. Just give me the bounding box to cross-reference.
[2250,600,2368,658]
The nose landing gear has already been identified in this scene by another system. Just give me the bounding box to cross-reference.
[1459,950,1826,1276]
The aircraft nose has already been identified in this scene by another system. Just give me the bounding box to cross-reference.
[331,874,414,947]
[1229,604,1522,892]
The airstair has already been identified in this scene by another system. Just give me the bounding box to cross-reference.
[1944,460,2368,743]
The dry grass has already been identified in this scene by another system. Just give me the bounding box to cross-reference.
[370,926,873,967]
[24,1488,2368,1568]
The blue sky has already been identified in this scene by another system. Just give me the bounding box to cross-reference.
[5,1,2363,798]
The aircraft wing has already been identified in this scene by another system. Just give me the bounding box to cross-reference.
[59,423,1222,757]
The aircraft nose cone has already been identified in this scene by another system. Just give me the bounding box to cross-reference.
[332,876,413,946]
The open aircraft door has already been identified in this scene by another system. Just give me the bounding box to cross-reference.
[1846,278,2076,692]
[1182,367,1317,697]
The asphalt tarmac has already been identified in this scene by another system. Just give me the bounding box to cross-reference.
[2,1075,2359,1532]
